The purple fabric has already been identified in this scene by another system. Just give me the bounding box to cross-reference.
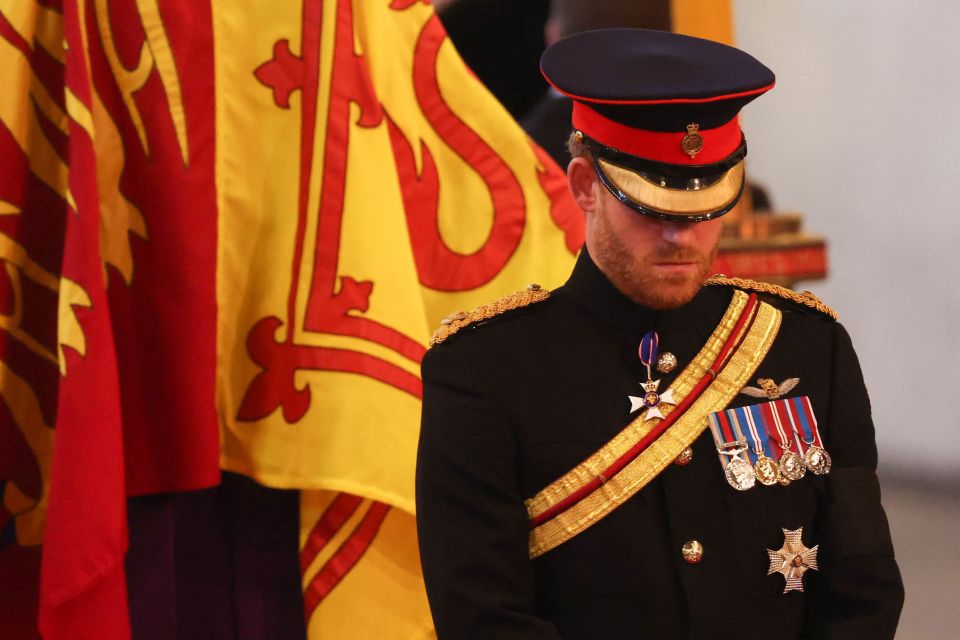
[126,472,305,639]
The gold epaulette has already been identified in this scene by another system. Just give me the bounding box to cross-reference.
[429,284,551,346]
[704,275,838,321]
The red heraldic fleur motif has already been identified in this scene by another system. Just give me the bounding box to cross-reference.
[243,0,581,428]
[242,0,581,620]
[243,0,424,428]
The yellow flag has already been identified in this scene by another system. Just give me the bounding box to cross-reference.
[213,0,581,634]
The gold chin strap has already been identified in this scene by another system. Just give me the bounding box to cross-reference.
[526,291,781,558]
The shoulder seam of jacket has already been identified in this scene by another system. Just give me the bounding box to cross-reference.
[429,285,551,346]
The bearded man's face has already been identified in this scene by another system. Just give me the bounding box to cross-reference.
[587,185,722,310]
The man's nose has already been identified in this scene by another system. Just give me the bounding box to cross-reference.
[660,221,697,244]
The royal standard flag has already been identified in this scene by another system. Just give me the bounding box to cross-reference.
[3,0,224,636]
[0,0,582,637]
[218,0,580,635]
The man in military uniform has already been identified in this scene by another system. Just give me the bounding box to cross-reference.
[416,29,903,639]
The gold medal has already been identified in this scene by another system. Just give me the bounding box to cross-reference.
[730,400,780,487]
[803,445,832,475]
[754,454,780,486]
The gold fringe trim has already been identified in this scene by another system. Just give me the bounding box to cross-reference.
[429,285,551,347]
[527,295,782,558]
[705,275,838,321]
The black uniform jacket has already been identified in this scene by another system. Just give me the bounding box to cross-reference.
[417,250,903,640]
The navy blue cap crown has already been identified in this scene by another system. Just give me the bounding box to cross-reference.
[541,28,775,221]
[541,28,775,133]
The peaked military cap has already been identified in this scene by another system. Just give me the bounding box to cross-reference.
[541,28,775,221]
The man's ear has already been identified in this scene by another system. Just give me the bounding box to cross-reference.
[567,157,598,213]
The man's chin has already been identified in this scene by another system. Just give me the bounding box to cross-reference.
[642,287,701,310]
[631,274,704,310]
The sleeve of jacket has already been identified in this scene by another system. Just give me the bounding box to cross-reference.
[803,322,905,639]
[416,344,562,639]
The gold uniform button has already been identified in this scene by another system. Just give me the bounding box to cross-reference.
[674,446,693,466]
[682,540,704,564]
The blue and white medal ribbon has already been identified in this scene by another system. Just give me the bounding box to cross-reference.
[740,405,780,485]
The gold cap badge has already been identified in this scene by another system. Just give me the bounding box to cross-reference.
[681,123,703,159]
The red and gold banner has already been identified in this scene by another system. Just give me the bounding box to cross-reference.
[1,0,580,636]
[214,1,580,634]
[218,0,580,495]
[3,0,222,635]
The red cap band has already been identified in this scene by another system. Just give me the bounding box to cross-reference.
[572,102,743,165]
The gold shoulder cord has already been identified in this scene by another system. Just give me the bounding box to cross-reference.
[704,275,838,321]
[429,284,551,347]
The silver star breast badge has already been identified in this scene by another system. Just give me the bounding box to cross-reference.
[767,527,818,593]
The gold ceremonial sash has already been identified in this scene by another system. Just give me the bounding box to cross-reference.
[526,291,781,558]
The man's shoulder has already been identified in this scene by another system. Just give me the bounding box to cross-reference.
[704,275,839,322]
[422,284,565,388]
[428,284,554,348]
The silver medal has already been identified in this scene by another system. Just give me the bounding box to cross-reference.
[724,454,756,491]
[778,450,806,482]
[803,445,832,475]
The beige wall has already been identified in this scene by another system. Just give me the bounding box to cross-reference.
[733,1,960,478]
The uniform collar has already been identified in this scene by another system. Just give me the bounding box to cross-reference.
[559,247,731,338]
